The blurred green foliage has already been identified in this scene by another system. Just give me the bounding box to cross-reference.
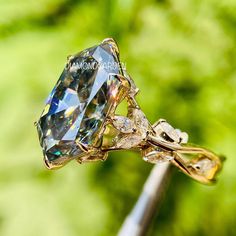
[0,0,235,235]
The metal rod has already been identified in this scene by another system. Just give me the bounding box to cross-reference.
[118,162,172,236]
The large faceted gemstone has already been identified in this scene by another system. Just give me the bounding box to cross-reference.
[37,40,124,166]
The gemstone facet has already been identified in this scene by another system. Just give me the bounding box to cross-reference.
[37,40,127,168]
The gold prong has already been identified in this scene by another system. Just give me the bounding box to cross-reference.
[44,158,59,170]
[113,74,131,90]
[152,119,167,128]
[102,38,119,56]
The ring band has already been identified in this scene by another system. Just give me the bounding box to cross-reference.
[36,38,224,184]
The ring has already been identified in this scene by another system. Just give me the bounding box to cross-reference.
[36,38,224,184]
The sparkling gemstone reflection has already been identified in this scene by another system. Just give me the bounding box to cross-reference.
[37,41,123,165]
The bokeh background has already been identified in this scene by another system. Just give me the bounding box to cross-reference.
[1,0,236,235]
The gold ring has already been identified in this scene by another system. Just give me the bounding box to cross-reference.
[36,38,224,184]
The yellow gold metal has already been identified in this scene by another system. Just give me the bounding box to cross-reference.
[146,135,223,184]
[102,38,120,57]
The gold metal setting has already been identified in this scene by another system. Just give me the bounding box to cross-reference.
[41,38,224,184]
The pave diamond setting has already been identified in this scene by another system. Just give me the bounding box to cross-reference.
[37,39,129,169]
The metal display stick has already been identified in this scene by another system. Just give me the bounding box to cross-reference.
[118,162,172,236]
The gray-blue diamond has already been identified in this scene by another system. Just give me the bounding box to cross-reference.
[37,41,123,165]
